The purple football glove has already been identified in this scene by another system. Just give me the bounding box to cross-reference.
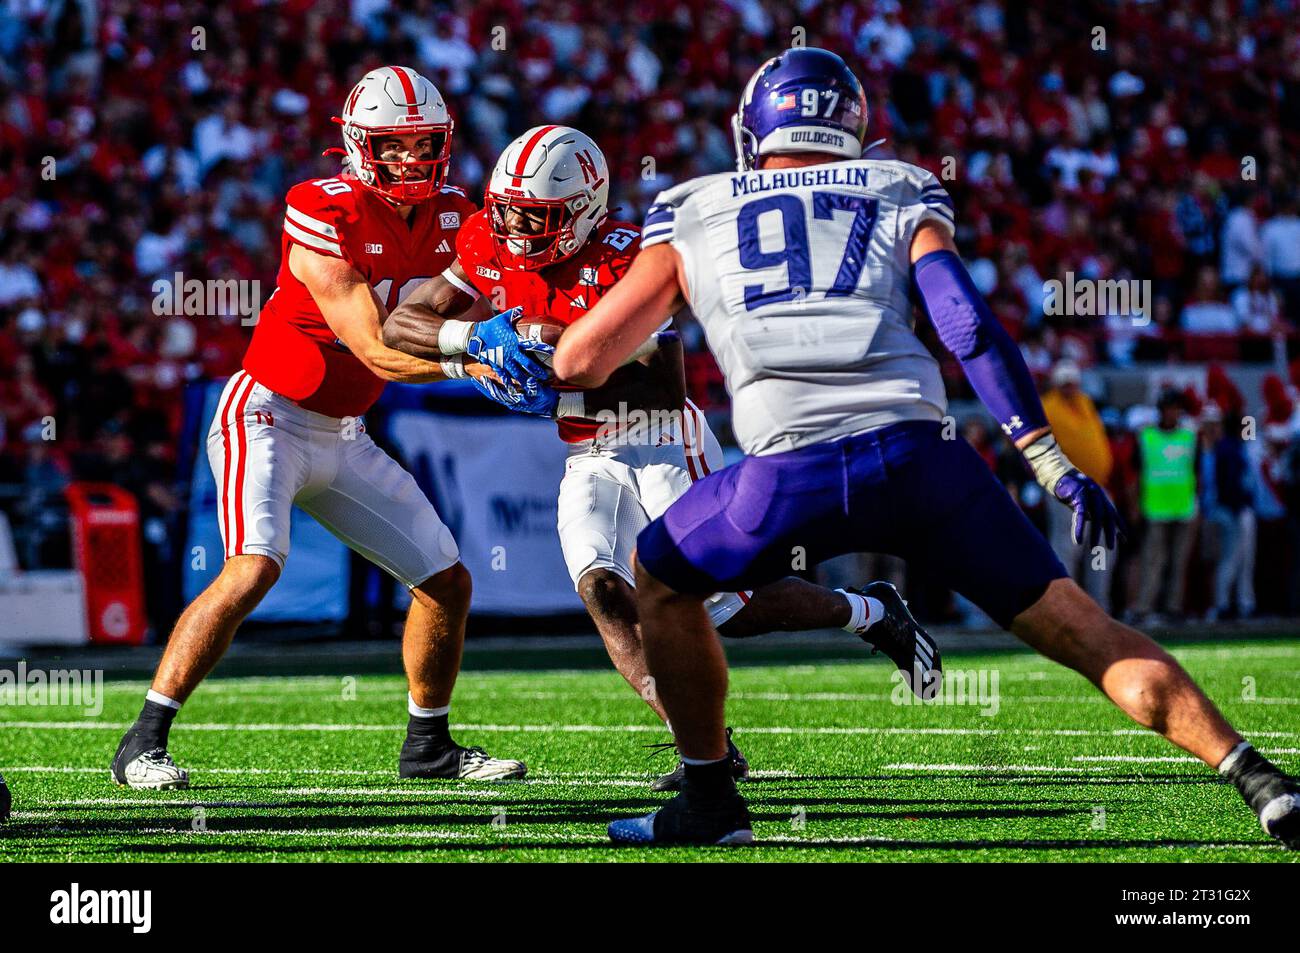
[1052,468,1123,550]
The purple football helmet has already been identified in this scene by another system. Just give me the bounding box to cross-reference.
[731,48,869,171]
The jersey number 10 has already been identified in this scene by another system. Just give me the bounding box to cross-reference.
[736,191,879,311]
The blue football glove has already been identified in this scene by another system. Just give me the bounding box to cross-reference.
[469,370,521,409]
[466,307,550,386]
[469,372,560,418]
[512,381,560,417]
[1024,434,1124,550]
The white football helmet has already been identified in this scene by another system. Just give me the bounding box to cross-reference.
[332,66,453,204]
[485,125,609,270]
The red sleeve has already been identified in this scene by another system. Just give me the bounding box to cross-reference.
[282,179,360,263]
[455,209,499,295]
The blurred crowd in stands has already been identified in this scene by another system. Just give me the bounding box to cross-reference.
[3,0,1300,628]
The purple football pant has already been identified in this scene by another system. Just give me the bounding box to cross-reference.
[635,421,1066,629]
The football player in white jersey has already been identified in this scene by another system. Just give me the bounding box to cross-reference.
[383,125,943,791]
[557,48,1300,848]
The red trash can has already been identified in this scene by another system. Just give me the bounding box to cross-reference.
[66,482,148,645]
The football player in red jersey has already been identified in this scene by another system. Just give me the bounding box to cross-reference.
[111,67,535,790]
[384,126,940,791]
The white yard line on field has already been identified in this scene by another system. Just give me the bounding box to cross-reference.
[763,834,1280,850]
[127,827,606,842]
[5,721,1299,741]
[882,763,1094,773]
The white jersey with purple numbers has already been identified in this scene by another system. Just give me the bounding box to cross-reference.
[642,159,956,456]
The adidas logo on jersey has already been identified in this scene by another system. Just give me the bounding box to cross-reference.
[571,294,587,309]
[434,239,451,253]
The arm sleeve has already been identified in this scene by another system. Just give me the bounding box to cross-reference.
[912,248,1048,442]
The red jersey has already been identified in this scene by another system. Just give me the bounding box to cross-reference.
[243,174,476,418]
[456,210,641,441]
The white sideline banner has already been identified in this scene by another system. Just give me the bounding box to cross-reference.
[388,410,581,615]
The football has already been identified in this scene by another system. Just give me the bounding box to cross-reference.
[512,314,565,369]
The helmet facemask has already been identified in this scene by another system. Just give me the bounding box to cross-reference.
[486,190,592,271]
[343,121,454,205]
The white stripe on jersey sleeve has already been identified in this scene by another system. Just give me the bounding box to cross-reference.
[284,219,343,257]
[285,204,340,240]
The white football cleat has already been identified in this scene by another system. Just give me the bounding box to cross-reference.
[112,748,190,790]
[457,746,527,781]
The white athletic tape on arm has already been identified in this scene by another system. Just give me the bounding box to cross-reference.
[437,319,474,356]
[1023,434,1073,495]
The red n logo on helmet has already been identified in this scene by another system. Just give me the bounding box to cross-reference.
[575,149,598,185]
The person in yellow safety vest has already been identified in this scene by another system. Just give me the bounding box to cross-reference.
[1132,390,1199,621]
[1041,360,1114,611]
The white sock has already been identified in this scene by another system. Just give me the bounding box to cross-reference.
[1217,740,1253,774]
[837,590,885,632]
[146,690,181,710]
[408,694,450,719]
[681,755,729,766]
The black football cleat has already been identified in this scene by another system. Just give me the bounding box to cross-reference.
[399,740,526,781]
[0,772,10,822]
[1239,768,1300,849]
[648,727,749,792]
[1219,743,1300,849]
[609,789,754,846]
[850,581,941,699]
[1262,789,1300,850]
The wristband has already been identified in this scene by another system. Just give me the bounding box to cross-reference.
[437,319,473,356]
[556,392,587,418]
[440,356,468,380]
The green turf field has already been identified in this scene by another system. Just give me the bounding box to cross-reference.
[2,637,1298,862]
